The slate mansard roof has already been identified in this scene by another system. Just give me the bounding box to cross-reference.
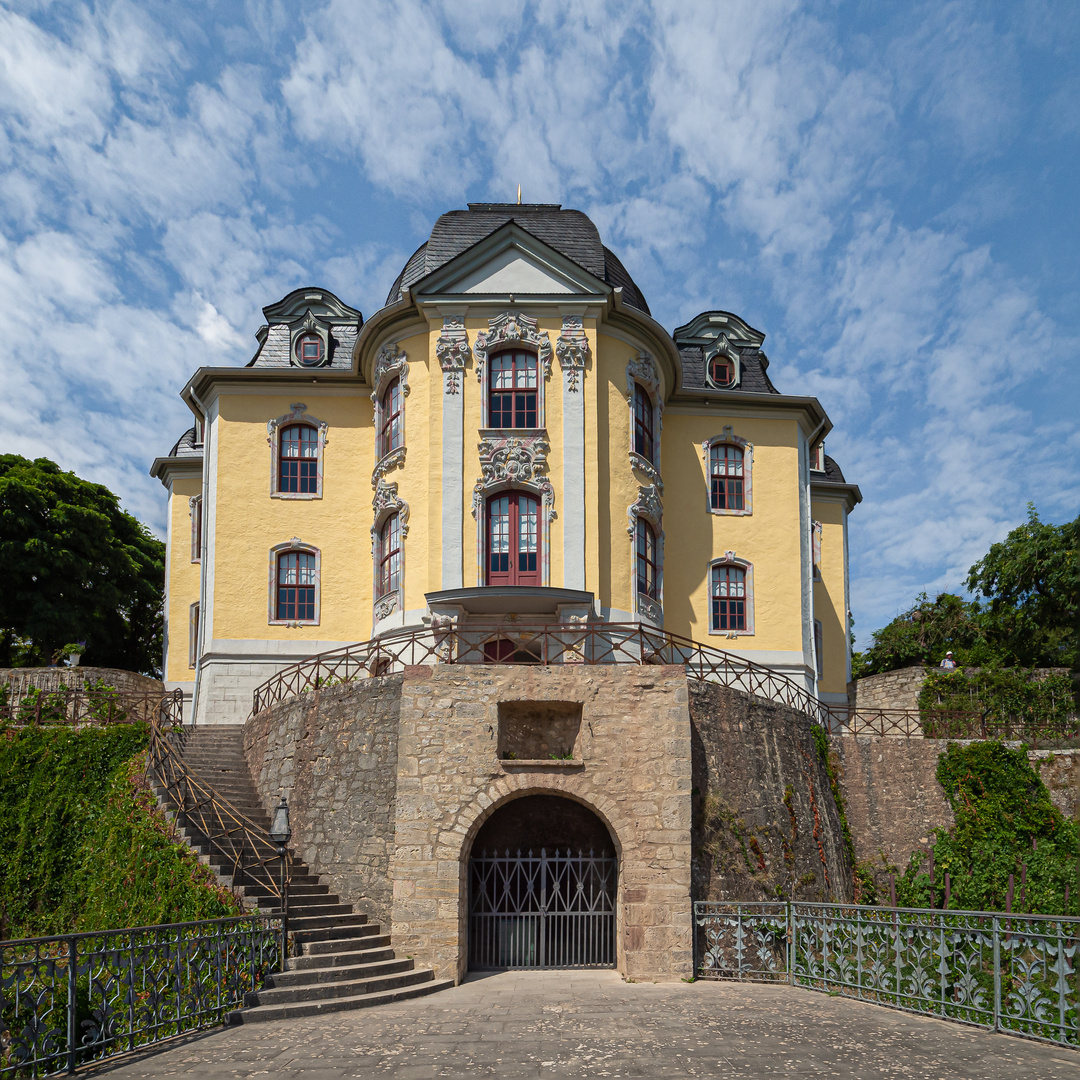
[385,204,651,315]
[169,427,203,458]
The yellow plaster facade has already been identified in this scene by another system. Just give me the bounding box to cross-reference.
[150,203,860,723]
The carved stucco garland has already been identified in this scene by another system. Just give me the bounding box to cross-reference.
[370,342,410,402]
[555,315,590,391]
[474,312,552,382]
[371,479,409,556]
[471,434,556,518]
[436,315,471,394]
[626,484,663,536]
[371,446,407,489]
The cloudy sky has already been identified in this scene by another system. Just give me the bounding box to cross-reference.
[1,0,1078,643]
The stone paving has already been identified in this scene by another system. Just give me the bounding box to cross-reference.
[95,971,1077,1079]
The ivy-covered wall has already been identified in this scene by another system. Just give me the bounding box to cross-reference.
[0,723,238,939]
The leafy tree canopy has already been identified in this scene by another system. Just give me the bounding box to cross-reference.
[854,506,1078,677]
[0,455,164,675]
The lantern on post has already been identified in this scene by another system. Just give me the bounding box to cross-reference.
[268,795,292,970]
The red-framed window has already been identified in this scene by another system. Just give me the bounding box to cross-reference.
[296,333,324,366]
[486,492,541,586]
[276,550,316,621]
[710,444,744,511]
[711,564,746,632]
[377,513,402,599]
[489,350,538,428]
[633,383,655,463]
[636,518,659,602]
[709,356,734,386]
[279,424,318,493]
[379,376,403,457]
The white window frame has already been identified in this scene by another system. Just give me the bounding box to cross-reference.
[473,312,552,432]
[188,602,200,668]
[371,342,409,486]
[267,404,329,500]
[702,427,753,517]
[268,538,321,626]
[708,553,755,637]
[189,495,203,562]
[626,352,663,490]
[372,480,409,624]
[626,484,664,625]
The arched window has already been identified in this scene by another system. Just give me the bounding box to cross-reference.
[711,563,747,632]
[489,350,538,428]
[636,518,659,602]
[633,383,655,464]
[710,444,744,511]
[709,355,735,386]
[279,424,318,494]
[379,376,403,458]
[276,549,317,622]
[486,492,540,586]
[377,512,402,600]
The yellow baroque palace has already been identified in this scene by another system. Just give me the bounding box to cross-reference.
[151,203,860,725]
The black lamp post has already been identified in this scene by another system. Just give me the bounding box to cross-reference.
[268,795,291,971]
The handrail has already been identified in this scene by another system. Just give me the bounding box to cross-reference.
[249,621,1079,745]
[146,717,288,902]
[0,684,185,727]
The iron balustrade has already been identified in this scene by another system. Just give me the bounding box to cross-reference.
[0,685,184,729]
[468,849,617,970]
[695,901,1080,1050]
[248,622,1078,744]
[0,915,280,1077]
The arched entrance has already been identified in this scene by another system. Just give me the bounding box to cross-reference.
[467,794,618,970]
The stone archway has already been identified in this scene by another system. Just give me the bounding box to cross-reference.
[466,794,618,970]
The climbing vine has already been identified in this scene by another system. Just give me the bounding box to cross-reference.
[919,667,1074,736]
[0,722,238,939]
[896,741,1079,915]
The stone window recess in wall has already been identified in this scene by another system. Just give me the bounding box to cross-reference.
[267,404,329,499]
[371,342,409,487]
[626,352,663,491]
[371,479,409,623]
[626,484,663,625]
[702,427,753,516]
[497,700,583,761]
[436,315,470,394]
[268,539,321,627]
[474,312,552,429]
[709,553,754,637]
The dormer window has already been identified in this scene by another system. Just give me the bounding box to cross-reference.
[709,356,735,387]
[296,333,325,367]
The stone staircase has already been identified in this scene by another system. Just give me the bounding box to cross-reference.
[151,724,452,1022]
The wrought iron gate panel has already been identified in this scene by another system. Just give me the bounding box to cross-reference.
[469,849,617,969]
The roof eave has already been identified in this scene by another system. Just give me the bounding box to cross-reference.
[149,455,203,487]
[810,479,863,509]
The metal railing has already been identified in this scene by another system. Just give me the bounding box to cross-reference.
[0,685,184,728]
[249,622,1079,744]
[695,901,1080,1049]
[0,914,280,1077]
[146,722,288,906]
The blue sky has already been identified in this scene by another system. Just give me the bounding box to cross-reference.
[1,0,1077,645]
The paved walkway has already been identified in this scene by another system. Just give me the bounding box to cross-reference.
[96,971,1076,1079]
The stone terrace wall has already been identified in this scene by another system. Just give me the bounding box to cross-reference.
[392,664,693,984]
[689,682,853,903]
[244,676,403,927]
[0,667,164,700]
[853,667,927,712]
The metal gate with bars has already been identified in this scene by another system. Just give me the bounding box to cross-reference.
[468,848,617,969]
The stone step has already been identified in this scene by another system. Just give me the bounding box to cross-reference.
[287,944,394,970]
[288,912,368,932]
[294,923,385,947]
[259,902,354,920]
[244,966,438,1008]
[245,883,331,899]
[304,933,391,956]
[229,977,453,1024]
[266,956,414,990]
[255,892,342,909]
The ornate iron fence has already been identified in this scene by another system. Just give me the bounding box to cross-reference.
[695,901,1080,1049]
[0,914,280,1077]
[0,684,184,729]
[248,622,1078,744]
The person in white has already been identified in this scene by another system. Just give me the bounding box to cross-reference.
[939,651,957,670]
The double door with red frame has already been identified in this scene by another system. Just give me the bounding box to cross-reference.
[486,492,540,586]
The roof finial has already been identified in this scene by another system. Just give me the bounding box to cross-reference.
[517,183,522,204]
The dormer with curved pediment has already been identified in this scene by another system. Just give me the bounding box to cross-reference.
[248,287,363,371]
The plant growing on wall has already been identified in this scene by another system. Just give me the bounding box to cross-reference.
[896,741,1079,916]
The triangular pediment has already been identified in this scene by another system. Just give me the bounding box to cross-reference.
[413,221,609,300]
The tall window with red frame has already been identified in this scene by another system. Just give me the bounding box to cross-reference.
[279,424,318,493]
[711,564,746,631]
[276,550,316,621]
[379,377,403,457]
[486,492,541,585]
[633,383,655,463]
[709,444,744,511]
[489,351,538,428]
[636,518,659,602]
[377,513,402,599]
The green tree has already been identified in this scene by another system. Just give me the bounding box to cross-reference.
[0,456,164,675]
[966,505,1079,670]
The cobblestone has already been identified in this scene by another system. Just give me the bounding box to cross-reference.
[93,971,1076,1078]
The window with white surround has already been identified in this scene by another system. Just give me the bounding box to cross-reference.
[486,492,541,586]
[267,405,328,499]
[488,350,539,428]
[626,352,663,488]
[709,554,754,636]
[377,512,402,600]
[636,517,659,603]
[812,521,823,581]
[269,540,320,625]
[702,428,752,516]
[188,602,200,668]
[814,619,824,679]
[379,377,403,458]
[189,495,202,562]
